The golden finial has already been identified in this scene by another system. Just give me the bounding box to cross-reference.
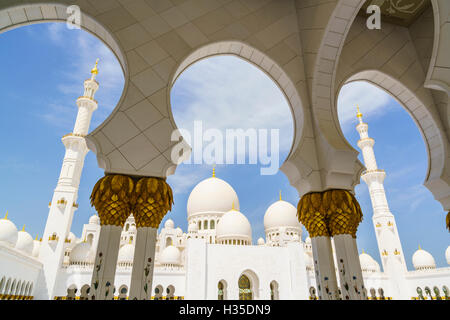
[418,244,422,250]
[356,105,363,120]
[362,248,365,254]
[21,225,25,231]
[232,202,235,211]
[91,58,99,75]
[212,166,216,178]
[35,234,39,241]
[129,238,132,244]
[3,211,8,220]
[279,190,282,201]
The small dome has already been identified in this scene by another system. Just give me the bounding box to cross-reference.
[216,209,252,242]
[359,252,380,273]
[305,236,311,244]
[160,245,181,265]
[264,200,301,231]
[118,244,135,264]
[0,218,18,246]
[70,242,94,264]
[129,225,137,233]
[446,246,450,265]
[176,227,183,236]
[257,237,265,245]
[412,247,436,270]
[89,214,100,225]
[15,230,34,255]
[304,252,313,269]
[188,222,198,233]
[164,219,174,229]
[187,177,239,217]
[32,239,41,257]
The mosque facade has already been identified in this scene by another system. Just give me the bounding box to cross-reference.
[0,63,449,301]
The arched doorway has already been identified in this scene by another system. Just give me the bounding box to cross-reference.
[270,281,279,300]
[238,275,252,300]
[218,280,227,300]
[118,285,128,300]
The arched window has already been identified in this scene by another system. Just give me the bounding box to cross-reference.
[370,288,376,300]
[309,287,317,300]
[5,278,11,296]
[378,288,385,300]
[119,285,128,300]
[28,283,33,296]
[166,237,173,247]
[80,284,90,300]
[154,285,163,300]
[210,220,215,229]
[198,221,201,230]
[125,224,129,231]
[87,233,94,245]
[203,220,208,230]
[166,285,175,300]
[270,281,279,300]
[10,280,16,295]
[66,285,77,300]
[218,281,227,300]
[238,275,252,300]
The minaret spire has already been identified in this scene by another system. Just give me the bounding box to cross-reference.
[355,106,408,298]
[38,60,101,299]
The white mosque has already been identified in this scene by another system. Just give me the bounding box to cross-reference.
[0,64,449,301]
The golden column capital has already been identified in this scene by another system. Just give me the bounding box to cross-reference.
[297,189,363,238]
[297,192,330,237]
[133,177,174,228]
[90,174,135,227]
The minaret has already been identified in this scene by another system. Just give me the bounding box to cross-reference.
[37,60,100,299]
[356,106,409,299]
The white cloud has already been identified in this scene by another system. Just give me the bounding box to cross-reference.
[171,56,294,154]
[337,81,392,132]
[166,165,210,195]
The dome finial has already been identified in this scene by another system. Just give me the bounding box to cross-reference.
[356,105,363,122]
[91,58,99,75]
[3,211,8,220]
[232,202,235,211]
[212,165,216,178]
[279,190,282,201]
[418,244,422,250]
[35,234,39,240]
[22,224,25,231]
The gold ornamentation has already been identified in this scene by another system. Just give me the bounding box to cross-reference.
[382,249,388,256]
[133,177,173,228]
[90,175,135,227]
[91,58,99,75]
[297,189,363,238]
[394,249,400,255]
[356,105,363,120]
[387,221,393,226]
[376,222,381,228]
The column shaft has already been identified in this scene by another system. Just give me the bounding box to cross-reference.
[89,225,122,300]
[333,234,366,300]
[129,227,157,300]
[311,236,340,300]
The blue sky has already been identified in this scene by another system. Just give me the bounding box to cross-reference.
[0,23,448,269]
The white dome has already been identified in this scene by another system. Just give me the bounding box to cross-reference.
[15,230,34,255]
[32,240,41,257]
[89,214,100,225]
[264,200,301,231]
[70,242,94,264]
[187,177,239,217]
[0,218,18,246]
[188,222,198,233]
[257,237,265,245]
[176,227,183,236]
[446,246,450,265]
[118,244,135,264]
[359,252,380,273]
[160,245,181,265]
[412,247,436,270]
[164,219,174,229]
[216,209,252,241]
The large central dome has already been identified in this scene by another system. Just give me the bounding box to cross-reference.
[187,176,239,217]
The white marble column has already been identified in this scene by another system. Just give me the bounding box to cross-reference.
[311,236,340,300]
[89,225,122,300]
[333,234,366,300]
[129,227,157,300]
